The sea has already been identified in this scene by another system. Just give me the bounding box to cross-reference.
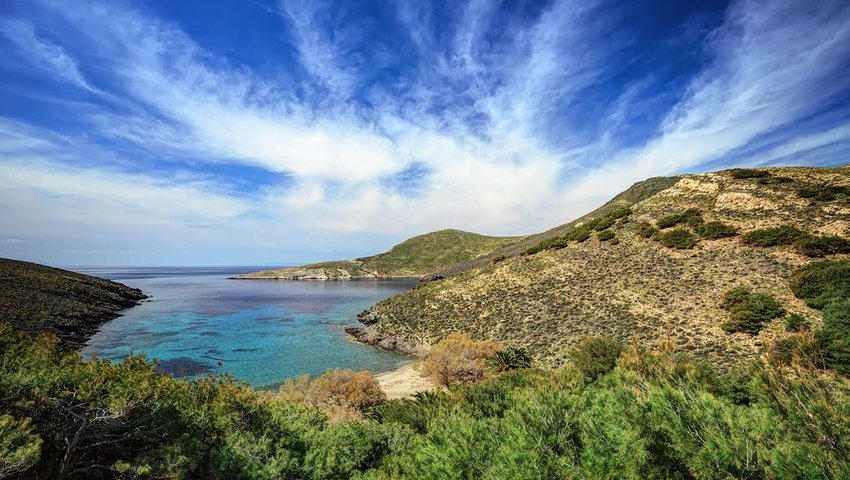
[75,266,415,389]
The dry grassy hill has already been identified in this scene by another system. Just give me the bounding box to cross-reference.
[356,165,850,368]
[234,229,523,280]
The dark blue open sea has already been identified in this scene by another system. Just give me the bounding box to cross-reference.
[76,266,415,388]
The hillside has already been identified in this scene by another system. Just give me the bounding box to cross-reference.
[354,165,850,368]
[233,229,523,279]
[0,258,146,349]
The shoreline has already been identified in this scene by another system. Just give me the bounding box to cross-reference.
[374,362,435,400]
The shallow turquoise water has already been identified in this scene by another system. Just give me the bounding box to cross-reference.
[79,267,415,388]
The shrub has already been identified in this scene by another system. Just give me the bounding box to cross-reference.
[565,226,593,242]
[660,228,698,249]
[796,235,850,257]
[0,414,41,478]
[728,168,770,179]
[419,333,503,387]
[487,346,533,374]
[636,221,659,239]
[741,225,809,247]
[766,332,823,368]
[784,313,809,333]
[568,336,623,379]
[695,221,738,239]
[592,216,615,231]
[789,259,850,309]
[816,298,850,376]
[656,208,703,229]
[597,229,615,241]
[721,287,786,335]
[492,254,508,264]
[307,369,386,411]
[796,184,849,202]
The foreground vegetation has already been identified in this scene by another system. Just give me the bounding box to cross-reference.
[2,323,849,479]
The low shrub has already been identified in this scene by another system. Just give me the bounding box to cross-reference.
[789,259,850,309]
[568,336,623,379]
[486,346,533,374]
[796,184,850,202]
[695,221,738,239]
[766,332,823,368]
[280,369,387,413]
[636,221,659,239]
[796,235,850,257]
[492,254,508,264]
[784,313,809,333]
[419,333,503,387]
[597,229,615,241]
[656,208,703,229]
[816,298,850,376]
[607,206,633,219]
[721,287,786,335]
[660,228,698,249]
[592,216,615,231]
[741,224,809,247]
[728,168,770,179]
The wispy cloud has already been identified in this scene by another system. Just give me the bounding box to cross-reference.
[0,0,848,264]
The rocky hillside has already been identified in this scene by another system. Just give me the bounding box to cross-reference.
[234,229,523,279]
[354,165,850,368]
[0,258,146,349]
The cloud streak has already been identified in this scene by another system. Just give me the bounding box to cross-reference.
[0,0,848,264]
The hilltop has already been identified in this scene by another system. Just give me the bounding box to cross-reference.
[354,165,850,368]
[0,257,146,349]
[233,229,523,279]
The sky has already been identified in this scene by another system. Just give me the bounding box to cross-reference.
[0,0,849,266]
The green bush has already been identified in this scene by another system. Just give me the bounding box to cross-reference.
[796,235,850,257]
[592,216,615,231]
[742,225,809,247]
[721,287,786,334]
[568,336,623,379]
[796,184,849,202]
[784,313,809,333]
[728,168,770,179]
[492,254,508,264]
[816,299,850,376]
[660,228,698,249]
[608,206,633,219]
[789,259,850,309]
[597,229,615,241]
[657,208,703,229]
[636,221,659,239]
[487,346,533,374]
[695,221,738,239]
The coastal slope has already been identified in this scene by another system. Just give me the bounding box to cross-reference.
[234,229,523,279]
[357,165,850,369]
[0,258,145,349]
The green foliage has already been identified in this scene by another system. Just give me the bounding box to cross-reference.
[636,221,660,239]
[0,414,41,477]
[796,235,850,257]
[656,208,703,229]
[659,228,698,249]
[728,168,770,179]
[694,221,738,239]
[593,216,615,231]
[789,260,850,309]
[491,254,508,264]
[796,184,850,202]
[5,328,850,479]
[487,346,533,374]
[568,336,623,379]
[597,229,615,242]
[816,299,850,376]
[742,224,809,247]
[720,287,786,334]
[785,313,809,333]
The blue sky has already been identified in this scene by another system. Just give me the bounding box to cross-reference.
[0,0,849,266]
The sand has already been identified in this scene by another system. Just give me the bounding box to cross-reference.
[375,362,435,400]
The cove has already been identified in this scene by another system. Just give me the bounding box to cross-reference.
[80,266,415,388]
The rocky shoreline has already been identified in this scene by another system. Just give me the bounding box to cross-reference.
[0,258,147,350]
[344,308,424,356]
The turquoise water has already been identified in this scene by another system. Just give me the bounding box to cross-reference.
[79,267,415,388]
